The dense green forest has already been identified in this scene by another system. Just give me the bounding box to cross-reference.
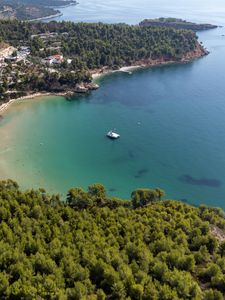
[139,18,217,31]
[0,20,200,66]
[0,179,225,299]
[0,20,205,102]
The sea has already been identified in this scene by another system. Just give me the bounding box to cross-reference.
[1,0,225,207]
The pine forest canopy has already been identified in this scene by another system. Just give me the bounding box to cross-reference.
[0,20,200,65]
[139,18,217,31]
[0,180,225,299]
[0,20,203,102]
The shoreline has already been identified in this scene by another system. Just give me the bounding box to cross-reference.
[0,92,70,115]
[27,1,78,22]
[28,12,63,22]
[91,45,207,79]
[0,45,207,115]
[91,65,143,80]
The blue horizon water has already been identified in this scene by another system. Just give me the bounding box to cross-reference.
[52,0,225,27]
[1,0,225,208]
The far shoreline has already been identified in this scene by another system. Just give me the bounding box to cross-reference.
[28,12,63,22]
[25,1,78,22]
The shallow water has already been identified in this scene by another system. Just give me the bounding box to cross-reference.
[1,0,225,208]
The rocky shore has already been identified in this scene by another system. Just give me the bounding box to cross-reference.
[0,82,100,115]
[91,42,207,79]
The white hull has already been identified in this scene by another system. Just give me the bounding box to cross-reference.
[106,130,120,139]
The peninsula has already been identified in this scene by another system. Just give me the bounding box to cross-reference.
[0,19,208,111]
[0,0,77,21]
[140,18,218,31]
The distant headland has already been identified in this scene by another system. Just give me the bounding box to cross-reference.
[0,0,78,21]
[140,17,218,31]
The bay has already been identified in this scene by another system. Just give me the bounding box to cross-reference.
[1,0,225,208]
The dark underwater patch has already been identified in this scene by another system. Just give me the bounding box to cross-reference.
[108,188,116,192]
[178,174,222,188]
[112,156,128,164]
[128,150,135,159]
[134,168,149,179]
[146,108,155,114]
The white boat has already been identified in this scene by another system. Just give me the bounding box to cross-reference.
[106,130,120,139]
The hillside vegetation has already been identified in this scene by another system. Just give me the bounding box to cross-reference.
[0,20,206,103]
[0,0,59,21]
[139,18,217,31]
[0,180,225,299]
[0,20,201,65]
[0,0,77,21]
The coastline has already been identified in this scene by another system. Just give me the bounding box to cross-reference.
[0,92,70,115]
[27,1,78,22]
[28,12,63,22]
[0,44,207,115]
[91,43,207,80]
[91,66,143,80]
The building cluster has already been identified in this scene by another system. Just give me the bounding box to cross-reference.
[0,46,15,63]
[0,45,32,90]
[16,46,31,61]
[43,54,64,65]
[0,45,30,64]
[31,32,59,40]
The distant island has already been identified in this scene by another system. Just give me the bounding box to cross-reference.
[0,0,77,21]
[140,18,218,31]
[0,19,208,111]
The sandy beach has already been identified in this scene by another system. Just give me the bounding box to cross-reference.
[0,92,71,115]
[0,93,51,115]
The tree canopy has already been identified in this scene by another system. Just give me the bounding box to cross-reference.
[0,179,225,299]
[0,20,204,103]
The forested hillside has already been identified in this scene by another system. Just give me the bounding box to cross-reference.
[0,0,77,20]
[0,180,225,299]
[0,20,201,66]
[139,18,217,31]
[0,20,206,102]
[0,0,59,21]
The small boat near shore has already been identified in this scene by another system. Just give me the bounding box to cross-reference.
[106,130,120,139]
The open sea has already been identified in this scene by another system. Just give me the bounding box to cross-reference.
[1,0,225,207]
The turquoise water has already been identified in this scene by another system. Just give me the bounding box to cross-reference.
[1,1,225,207]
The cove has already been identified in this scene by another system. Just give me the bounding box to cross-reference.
[2,0,225,207]
[1,26,225,208]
